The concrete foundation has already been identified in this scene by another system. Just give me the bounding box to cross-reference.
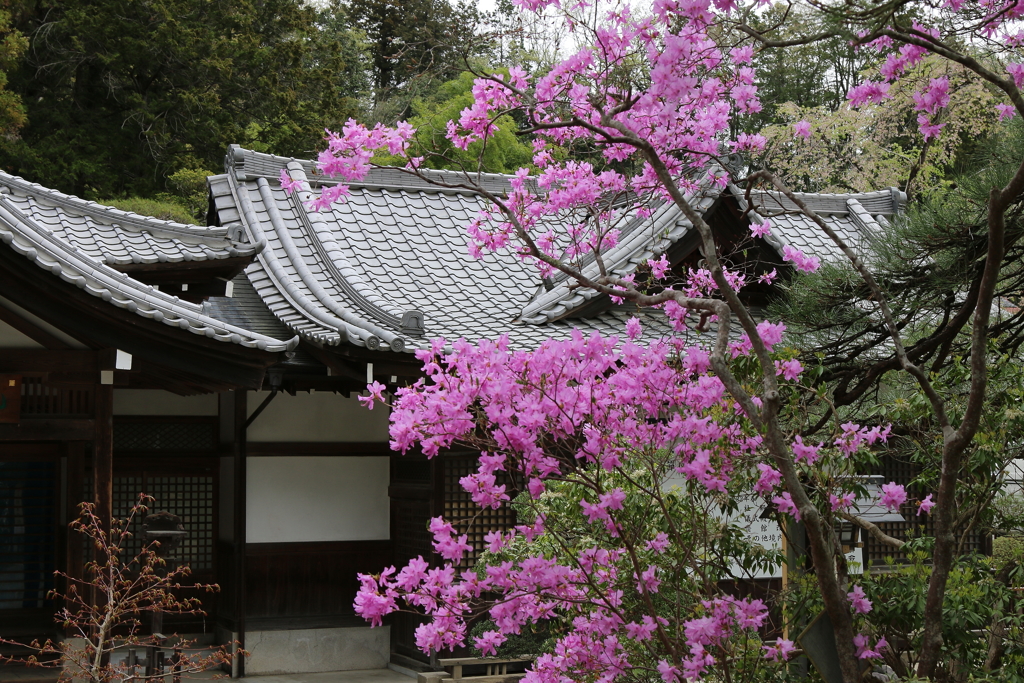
[245,626,390,676]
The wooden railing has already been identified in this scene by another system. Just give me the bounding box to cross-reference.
[20,374,93,417]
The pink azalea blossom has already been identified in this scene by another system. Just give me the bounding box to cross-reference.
[279,168,303,194]
[829,492,855,511]
[879,482,907,512]
[647,532,670,553]
[755,463,783,494]
[648,253,671,279]
[848,80,891,107]
[918,494,936,516]
[750,219,772,238]
[775,358,804,381]
[791,435,822,464]
[763,639,796,661]
[474,630,507,656]
[912,76,950,115]
[848,585,872,614]
[793,120,812,139]
[917,114,946,141]
[998,103,1018,121]
[657,661,680,683]
[1008,62,1024,88]
[783,245,821,273]
[636,565,661,593]
[626,317,643,340]
[773,492,801,520]
[854,634,887,660]
[358,381,387,410]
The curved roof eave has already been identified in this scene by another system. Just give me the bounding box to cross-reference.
[0,185,297,353]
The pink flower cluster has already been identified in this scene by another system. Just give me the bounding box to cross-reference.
[834,422,891,456]
[673,596,769,679]
[429,518,474,562]
[879,482,907,512]
[386,331,763,504]
[848,585,872,614]
[782,245,821,273]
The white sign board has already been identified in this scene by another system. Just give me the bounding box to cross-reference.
[725,496,862,579]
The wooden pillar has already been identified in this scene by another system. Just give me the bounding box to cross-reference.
[64,440,85,590]
[93,385,113,537]
[232,389,247,678]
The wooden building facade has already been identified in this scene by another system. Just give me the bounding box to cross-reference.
[0,149,909,675]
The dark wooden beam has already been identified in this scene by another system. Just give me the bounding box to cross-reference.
[233,389,247,678]
[93,385,113,537]
[0,246,281,390]
[64,440,85,625]
[246,442,392,457]
[0,418,94,441]
[302,342,423,383]
[112,255,251,281]
[0,350,98,374]
[0,302,72,349]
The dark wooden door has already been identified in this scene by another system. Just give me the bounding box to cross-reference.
[0,443,60,638]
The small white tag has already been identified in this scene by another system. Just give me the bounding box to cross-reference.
[115,349,132,370]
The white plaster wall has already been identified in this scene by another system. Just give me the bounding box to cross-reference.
[245,391,390,442]
[113,389,219,416]
[246,456,389,543]
[0,319,44,348]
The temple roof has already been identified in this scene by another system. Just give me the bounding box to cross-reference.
[210,148,702,353]
[0,170,297,353]
[209,147,906,354]
[0,145,908,371]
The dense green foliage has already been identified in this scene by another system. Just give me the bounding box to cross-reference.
[376,70,533,173]
[348,0,481,121]
[0,0,365,199]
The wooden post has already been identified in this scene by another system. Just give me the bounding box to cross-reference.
[91,384,113,663]
[232,389,247,678]
[64,440,85,630]
[93,385,113,536]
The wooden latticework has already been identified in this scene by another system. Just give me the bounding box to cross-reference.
[19,375,93,416]
[863,455,990,565]
[113,418,218,452]
[111,475,216,572]
[442,455,517,567]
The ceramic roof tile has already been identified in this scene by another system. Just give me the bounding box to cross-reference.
[0,170,296,352]
[218,148,904,355]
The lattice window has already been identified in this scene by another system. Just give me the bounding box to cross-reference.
[84,474,215,572]
[20,376,93,416]
[443,456,516,567]
[863,455,988,564]
[113,421,217,452]
[144,477,215,571]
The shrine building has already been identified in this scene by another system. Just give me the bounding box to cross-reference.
[0,146,906,675]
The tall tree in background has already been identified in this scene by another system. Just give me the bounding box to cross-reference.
[0,0,364,199]
[348,0,482,122]
[740,3,869,133]
[0,2,26,139]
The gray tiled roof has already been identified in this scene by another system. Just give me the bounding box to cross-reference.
[0,171,264,267]
[0,170,297,352]
[210,148,906,353]
[737,188,904,262]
